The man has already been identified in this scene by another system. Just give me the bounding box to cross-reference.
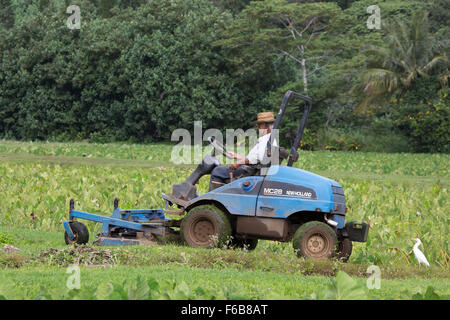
[209,112,277,190]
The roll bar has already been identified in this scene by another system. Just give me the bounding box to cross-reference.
[267,90,312,167]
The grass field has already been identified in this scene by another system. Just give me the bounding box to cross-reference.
[0,140,449,300]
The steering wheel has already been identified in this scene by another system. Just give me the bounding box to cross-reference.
[207,137,234,159]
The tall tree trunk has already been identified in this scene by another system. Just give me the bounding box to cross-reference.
[301,57,308,93]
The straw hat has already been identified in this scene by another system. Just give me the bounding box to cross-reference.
[251,112,275,124]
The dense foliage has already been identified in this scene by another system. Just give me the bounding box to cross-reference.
[0,0,448,152]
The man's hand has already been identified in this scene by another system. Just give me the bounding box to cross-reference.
[226,151,245,160]
[229,158,249,170]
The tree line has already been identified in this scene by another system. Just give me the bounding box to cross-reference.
[0,0,448,152]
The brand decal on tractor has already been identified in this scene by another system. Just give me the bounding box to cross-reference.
[264,187,313,198]
[286,190,313,198]
[263,188,282,195]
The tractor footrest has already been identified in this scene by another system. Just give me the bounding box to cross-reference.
[162,193,187,208]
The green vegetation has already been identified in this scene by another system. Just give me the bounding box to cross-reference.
[0,265,448,300]
[0,141,448,299]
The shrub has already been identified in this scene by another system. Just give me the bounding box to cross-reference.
[312,127,410,152]
[393,88,450,153]
[0,0,258,142]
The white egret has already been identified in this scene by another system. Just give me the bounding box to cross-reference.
[412,238,430,267]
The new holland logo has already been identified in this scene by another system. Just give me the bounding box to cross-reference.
[286,190,312,198]
[264,188,313,198]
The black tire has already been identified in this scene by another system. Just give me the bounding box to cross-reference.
[180,205,232,248]
[292,221,337,259]
[335,238,353,262]
[64,221,89,245]
[232,237,258,251]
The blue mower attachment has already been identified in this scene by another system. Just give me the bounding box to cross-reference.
[63,198,181,246]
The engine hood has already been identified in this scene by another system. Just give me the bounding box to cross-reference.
[266,165,341,190]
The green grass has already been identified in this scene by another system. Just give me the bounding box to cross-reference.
[1,225,448,299]
[1,264,448,300]
[0,140,449,299]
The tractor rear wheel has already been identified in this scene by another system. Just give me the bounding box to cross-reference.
[335,238,352,262]
[180,205,232,248]
[64,221,89,245]
[292,221,337,259]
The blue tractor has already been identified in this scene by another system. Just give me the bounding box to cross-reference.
[63,91,369,261]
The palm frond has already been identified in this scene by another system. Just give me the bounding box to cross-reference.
[438,70,449,86]
[422,55,448,74]
[401,71,418,88]
[361,68,399,94]
[363,47,389,58]
[355,10,445,110]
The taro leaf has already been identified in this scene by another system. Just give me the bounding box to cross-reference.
[172,281,191,300]
[109,282,129,300]
[423,286,441,300]
[146,278,160,299]
[163,281,191,300]
[147,277,159,291]
[221,286,248,300]
[323,271,368,300]
[69,287,97,300]
[193,286,206,297]
[33,286,53,300]
[412,286,441,300]
[127,276,150,300]
[95,282,114,300]
[65,289,81,300]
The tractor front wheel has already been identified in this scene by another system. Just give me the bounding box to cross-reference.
[64,221,89,245]
[292,221,337,259]
[180,205,232,248]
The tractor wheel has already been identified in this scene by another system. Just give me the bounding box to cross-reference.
[232,237,258,251]
[334,238,353,262]
[180,205,232,248]
[292,221,337,259]
[64,221,89,245]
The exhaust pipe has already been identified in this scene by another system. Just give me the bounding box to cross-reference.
[324,214,338,227]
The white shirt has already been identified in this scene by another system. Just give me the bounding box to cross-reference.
[246,133,277,164]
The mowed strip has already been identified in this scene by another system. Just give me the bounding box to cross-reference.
[0,151,447,186]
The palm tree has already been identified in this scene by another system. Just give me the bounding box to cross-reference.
[354,10,448,112]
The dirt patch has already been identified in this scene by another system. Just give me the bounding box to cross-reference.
[38,246,118,267]
[0,251,27,268]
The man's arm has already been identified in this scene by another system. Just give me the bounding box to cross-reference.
[229,142,259,170]
[229,134,269,170]
[226,151,245,160]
